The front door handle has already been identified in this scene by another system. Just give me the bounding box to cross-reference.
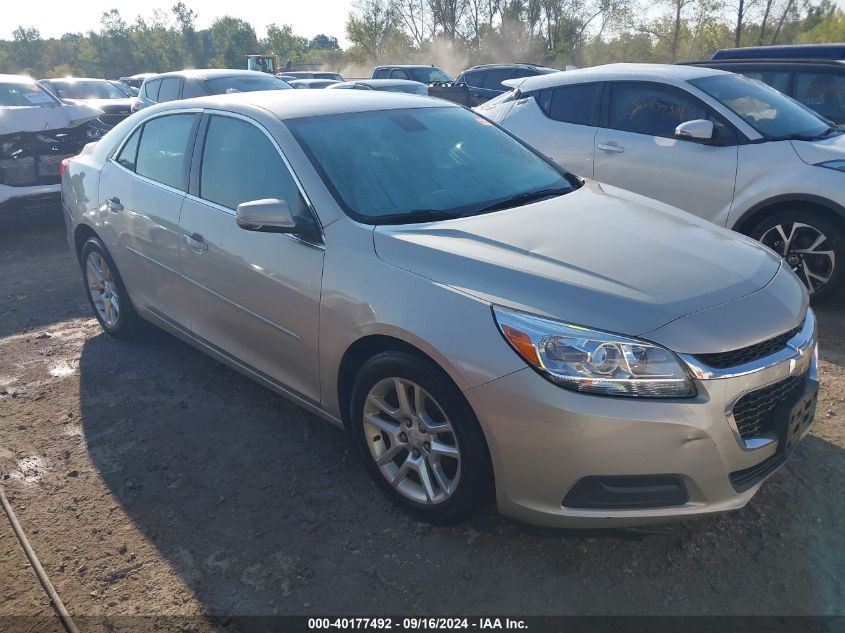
[105,197,123,212]
[597,143,625,154]
[185,233,208,252]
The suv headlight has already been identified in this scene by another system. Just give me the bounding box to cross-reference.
[815,160,845,172]
[493,306,696,398]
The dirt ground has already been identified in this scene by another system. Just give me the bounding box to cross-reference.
[1,207,844,628]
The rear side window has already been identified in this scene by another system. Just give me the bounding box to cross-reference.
[482,69,514,90]
[609,82,706,137]
[134,114,198,190]
[390,69,411,80]
[115,127,141,171]
[143,79,161,101]
[739,70,791,94]
[537,83,602,126]
[181,80,207,99]
[200,115,306,213]
[157,78,181,102]
[795,72,845,123]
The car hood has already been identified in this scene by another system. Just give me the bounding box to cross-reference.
[0,103,103,135]
[373,182,782,338]
[790,133,845,165]
[63,97,134,112]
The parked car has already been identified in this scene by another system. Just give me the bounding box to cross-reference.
[482,63,845,301]
[118,73,157,90]
[276,71,344,81]
[287,79,341,89]
[372,65,452,83]
[327,79,428,95]
[684,58,845,125]
[711,44,845,61]
[39,77,136,129]
[63,90,816,528]
[133,69,292,112]
[1,74,104,211]
[454,63,561,106]
[110,80,140,97]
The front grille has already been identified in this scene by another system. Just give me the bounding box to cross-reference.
[694,323,802,369]
[732,374,804,440]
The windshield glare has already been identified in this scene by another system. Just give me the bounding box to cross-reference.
[53,80,127,100]
[287,107,572,223]
[206,75,292,94]
[690,74,830,139]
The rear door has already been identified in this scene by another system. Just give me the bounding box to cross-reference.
[96,111,200,326]
[503,82,602,178]
[593,81,738,223]
[178,113,324,401]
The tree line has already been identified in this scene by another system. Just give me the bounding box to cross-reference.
[1,0,844,79]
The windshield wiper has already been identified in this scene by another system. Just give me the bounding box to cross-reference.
[473,187,571,214]
[372,209,464,225]
[780,126,841,142]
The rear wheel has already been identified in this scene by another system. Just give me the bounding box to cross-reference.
[80,237,142,338]
[750,209,844,303]
[350,351,493,525]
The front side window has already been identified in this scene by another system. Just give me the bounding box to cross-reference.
[482,69,515,90]
[411,67,451,83]
[134,114,198,190]
[462,70,485,88]
[609,82,706,137]
[739,70,791,94]
[690,73,832,139]
[538,83,602,126]
[205,75,292,94]
[794,72,845,123]
[390,69,411,80]
[200,115,306,214]
[181,80,208,99]
[157,78,181,102]
[287,106,573,224]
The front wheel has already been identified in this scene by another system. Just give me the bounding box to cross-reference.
[349,351,494,525]
[751,209,844,303]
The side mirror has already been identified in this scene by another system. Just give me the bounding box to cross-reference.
[674,119,714,140]
[236,198,301,234]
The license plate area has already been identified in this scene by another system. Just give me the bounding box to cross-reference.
[774,377,818,456]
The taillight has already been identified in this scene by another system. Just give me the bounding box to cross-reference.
[60,157,71,180]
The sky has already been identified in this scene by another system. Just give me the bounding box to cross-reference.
[1,0,353,46]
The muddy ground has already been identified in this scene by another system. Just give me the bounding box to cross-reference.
[1,208,844,629]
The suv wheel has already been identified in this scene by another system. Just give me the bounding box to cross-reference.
[751,209,844,303]
[80,237,142,338]
[350,351,493,525]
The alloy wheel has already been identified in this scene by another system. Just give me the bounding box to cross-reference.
[759,222,835,295]
[363,377,461,505]
[86,252,120,327]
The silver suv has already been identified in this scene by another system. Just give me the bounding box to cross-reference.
[62,91,817,527]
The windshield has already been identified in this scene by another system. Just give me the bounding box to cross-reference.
[52,80,127,100]
[690,74,831,139]
[0,82,58,107]
[206,75,292,94]
[287,106,573,224]
[410,68,452,84]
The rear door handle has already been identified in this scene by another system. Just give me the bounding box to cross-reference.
[185,233,208,252]
[105,197,123,212]
[597,143,625,154]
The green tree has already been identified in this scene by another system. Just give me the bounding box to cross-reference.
[346,0,410,59]
[264,23,308,66]
[310,34,341,49]
[10,26,44,74]
[209,16,258,68]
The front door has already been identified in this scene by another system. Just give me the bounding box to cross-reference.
[593,81,738,224]
[179,113,324,402]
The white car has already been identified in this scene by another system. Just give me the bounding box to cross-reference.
[481,63,845,302]
[1,74,103,211]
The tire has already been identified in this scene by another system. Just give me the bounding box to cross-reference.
[750,208,845,304]
[349,351,494,525]
[79,237,142,338]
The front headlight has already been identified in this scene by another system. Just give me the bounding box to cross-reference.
[493,306,696,398]
[815,160,845,172]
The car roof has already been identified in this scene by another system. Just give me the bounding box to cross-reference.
[146,69,272,81]
[685,58,845,68]
[375,65,437,69]
[0,74,39,84]
[288,78,340,84]
[43,77,111,83]
[464,63,558,72]
[712,44,845,60]
[142,89,454,120]
[348,79,426,87]
[505,63,729,91]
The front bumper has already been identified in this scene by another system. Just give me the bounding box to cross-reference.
[465,315,818,528]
